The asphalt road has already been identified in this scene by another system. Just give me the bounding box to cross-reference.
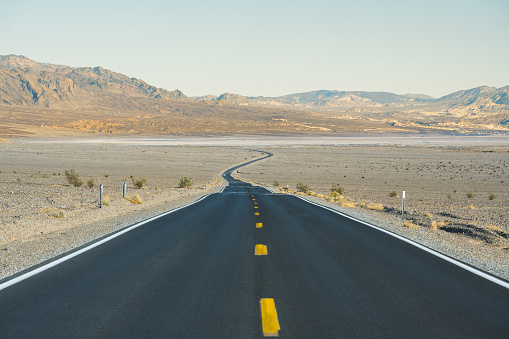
[1,153,509,338]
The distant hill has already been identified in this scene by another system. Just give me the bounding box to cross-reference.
[0,54,187,107]
[249,90,434,108]
[193,92,250,105]
[436,86,509,107]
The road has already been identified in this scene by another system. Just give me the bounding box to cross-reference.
[1,152,509,338]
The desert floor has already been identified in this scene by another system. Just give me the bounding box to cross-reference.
[1,136,509,281]
[0,141,258,279]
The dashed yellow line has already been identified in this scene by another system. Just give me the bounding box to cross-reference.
[254,206,259,209]
[255,212,260,216]
[255,244,268,255]
[254,202,258,205]
[256,222,263,228]
[260,298,280,337]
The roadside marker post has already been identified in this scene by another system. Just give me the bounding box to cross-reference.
[402,190,405,220]
[122,182,126,198]
[100,184,104,208]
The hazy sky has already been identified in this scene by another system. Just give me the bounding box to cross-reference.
[1,0,508,98]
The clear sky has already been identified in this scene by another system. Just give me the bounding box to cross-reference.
[1,0,508,98]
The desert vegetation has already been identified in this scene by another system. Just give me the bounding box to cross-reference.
[178,177,192,188]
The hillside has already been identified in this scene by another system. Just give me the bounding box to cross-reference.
[0,55,187,107]
[193,92,250,105]
[249,90,434,108]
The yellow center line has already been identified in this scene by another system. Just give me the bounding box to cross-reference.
[254,206,258,209]
[256,222,263,228]
[255,244,268,255]
[260,298,280,337]
[255,212,259,215]
[254,202,258,205]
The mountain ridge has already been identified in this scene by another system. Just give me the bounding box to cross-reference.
[0,55,187,107]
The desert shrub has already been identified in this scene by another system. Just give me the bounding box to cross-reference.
[404,220,419,229]
[132,177,147,189]
[366,203,384,211]
[489,193,496,200]
[389,191,398,197]
[447,194,452,199]
[466,192,474,199]
[48,210,65,218]
[126,193,143,204]
[65,169,83,187]
[87,178,95,188]
[330,183,344,195]
[273,180,280,187]
[430,221,437,230]
[436,220,448,228]
[178,176,192,188]
[296,182,311,193]
[103,194,111,206]
[41,174,49,178]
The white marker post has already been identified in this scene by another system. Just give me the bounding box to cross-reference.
[402,190,406,220]
[122,181,126,198]
[100,184,104,208]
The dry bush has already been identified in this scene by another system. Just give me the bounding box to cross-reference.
[103,194,111,206]
[132,177,147,189]
[126,193,144,204]
[330,183,344,195]
[389,191,398,197]
[87,178,95,188]
[65,169,83,187]
[404,221,419,229]
[338,199,356,208]
[425,212,433,219]
[178,176,192,188]
[430,220,437,230]
[366,203,384,211]
[436,220,447,228]
[48,210,65,218]
[296,182,311,193]
[315,193,325,198]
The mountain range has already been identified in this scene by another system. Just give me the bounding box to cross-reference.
[0,54,508,136]
[0,55,186,107]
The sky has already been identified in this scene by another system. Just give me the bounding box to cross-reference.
[1,0,508,98]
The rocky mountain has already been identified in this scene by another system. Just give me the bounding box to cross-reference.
[435,86,509,107]
[249,90,434,108]
[193,92,250,105]
[0,55,187,107]
[215,93,250,105]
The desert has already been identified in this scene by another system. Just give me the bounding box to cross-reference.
[0,141,259,279]
[1,136,509,282]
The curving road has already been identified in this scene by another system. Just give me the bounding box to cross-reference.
[1,151,508,338]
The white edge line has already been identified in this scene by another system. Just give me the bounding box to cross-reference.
[263,187,509,290]
[0,193,213,291]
